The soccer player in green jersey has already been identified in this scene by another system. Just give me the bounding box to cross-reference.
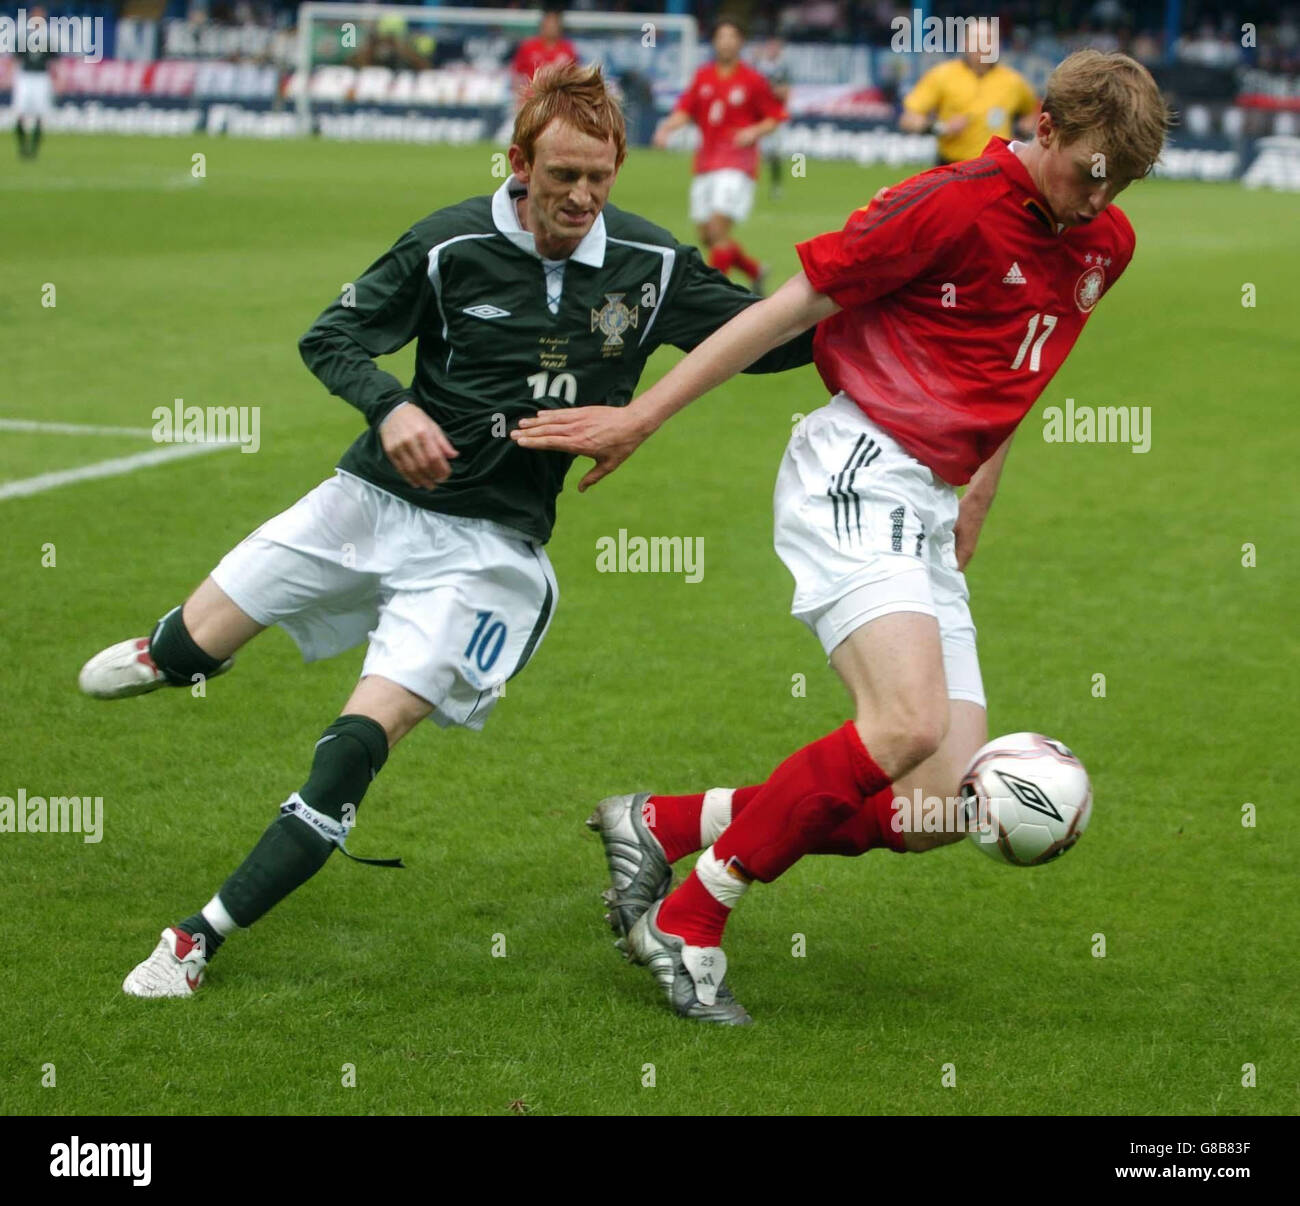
[79,64,813,998]
[13,6,57,160]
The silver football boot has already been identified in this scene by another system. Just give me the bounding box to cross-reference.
[585,792,672,940]
[625,900,752,1025]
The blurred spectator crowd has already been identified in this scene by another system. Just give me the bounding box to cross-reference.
[6,0,1299,75]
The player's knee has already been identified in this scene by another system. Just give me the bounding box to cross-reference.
[862,702,948,776]
[897,724,945,774]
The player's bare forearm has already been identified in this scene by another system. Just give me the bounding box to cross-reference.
[965,433,1013,505]
[653,111,691,147]
[628,272,835,431]
[510,273,836,491]
[736,118,780,146]
[955,434,1013,569]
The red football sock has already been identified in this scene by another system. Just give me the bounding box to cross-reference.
[644,792,705,864]
[656,723,894,947]
[655,868,732,948]
[709,243,737,274]
[730,243,761,279]
[730,784,762,818]
[714,722,891,882]
[813,786,908,855]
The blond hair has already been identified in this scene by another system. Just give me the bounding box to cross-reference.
[513,62,627,167]
[1042,50,1173,180]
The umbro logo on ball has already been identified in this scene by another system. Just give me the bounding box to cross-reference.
[994,769,1064,822]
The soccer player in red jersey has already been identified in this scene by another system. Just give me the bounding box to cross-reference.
[512,6,578,94]
[654,19,787,293]
[513,51,1172,1023]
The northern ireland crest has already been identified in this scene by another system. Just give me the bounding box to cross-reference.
[591,293,638,351]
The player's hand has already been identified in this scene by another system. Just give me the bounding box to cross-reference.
[939,114,970,136]
[511,406,652,492]
[379,403,458,491]
[732,126,761,147]
[652,125,671,149]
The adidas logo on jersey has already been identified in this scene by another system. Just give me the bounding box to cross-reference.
[1002,262,1027,285]
[463,304,510,319]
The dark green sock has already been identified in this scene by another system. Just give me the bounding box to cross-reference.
[214,715,390,928]
[149,605,224,686]
[176,913,224,958]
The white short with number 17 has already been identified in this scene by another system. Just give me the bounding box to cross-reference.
[773,392,985,707]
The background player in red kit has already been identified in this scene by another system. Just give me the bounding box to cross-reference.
[514,50,1172,1023]
[654,19,787,292]
[512,6,578,96]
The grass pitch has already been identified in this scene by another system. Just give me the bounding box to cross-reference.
[1,135,1296,1116]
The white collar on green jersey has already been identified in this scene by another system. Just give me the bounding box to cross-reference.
[492,178,607,268]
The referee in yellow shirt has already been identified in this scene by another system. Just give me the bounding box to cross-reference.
[900,47,1038,164]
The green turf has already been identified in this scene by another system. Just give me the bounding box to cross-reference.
[1,135,1296,1116]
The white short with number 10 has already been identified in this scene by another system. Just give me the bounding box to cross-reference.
[210,470,557,729]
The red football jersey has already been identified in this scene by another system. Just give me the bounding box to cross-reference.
[796,138,1136,485]
[674,61,787,178]
[512,36,578,81]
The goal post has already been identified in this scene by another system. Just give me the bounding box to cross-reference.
[293,3,699,137]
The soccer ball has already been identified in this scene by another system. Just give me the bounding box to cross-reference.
[960,733,1092,866]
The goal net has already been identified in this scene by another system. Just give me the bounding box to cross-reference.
[293,4,699,143]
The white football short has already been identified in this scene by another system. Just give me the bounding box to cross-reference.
[210,471,558,730]
[773,393,985,707]
[14,72,54,117]
[689,168,756,224]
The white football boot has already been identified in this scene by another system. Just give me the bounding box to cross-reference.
[586,793,672,940]
[79,636,233,700]
[122,927,208,998]
[625,900,752,1026]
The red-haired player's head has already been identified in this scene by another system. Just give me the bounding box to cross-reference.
[509,63,627,258]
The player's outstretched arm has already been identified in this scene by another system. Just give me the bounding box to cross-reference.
[653,110,691,148]
[511,272,838,491]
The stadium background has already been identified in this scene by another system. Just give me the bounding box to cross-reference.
[3,1,1300,183]
[2,2,1296,1120]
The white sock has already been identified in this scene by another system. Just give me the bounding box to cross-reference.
[699,787,734,847]
[695,846,751,910]
[202,894,239,937]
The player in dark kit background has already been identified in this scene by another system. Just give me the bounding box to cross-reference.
[76,64,814,998]
[13,6,57,160]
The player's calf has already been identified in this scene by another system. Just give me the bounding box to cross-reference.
[121,710,398,996]
[889,700,989,852]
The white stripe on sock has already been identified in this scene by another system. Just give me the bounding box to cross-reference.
[202,894,239,936]
[699,787,735,846]
[695,846,751,909]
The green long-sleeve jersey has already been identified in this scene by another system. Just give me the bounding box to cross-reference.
[299,179,814,544]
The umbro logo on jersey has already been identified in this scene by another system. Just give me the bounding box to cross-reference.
[1003,262,1027,285]
[463,304,511,320]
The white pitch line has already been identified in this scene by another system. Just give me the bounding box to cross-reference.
[0,442,237,502]
[0,418,161,438]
